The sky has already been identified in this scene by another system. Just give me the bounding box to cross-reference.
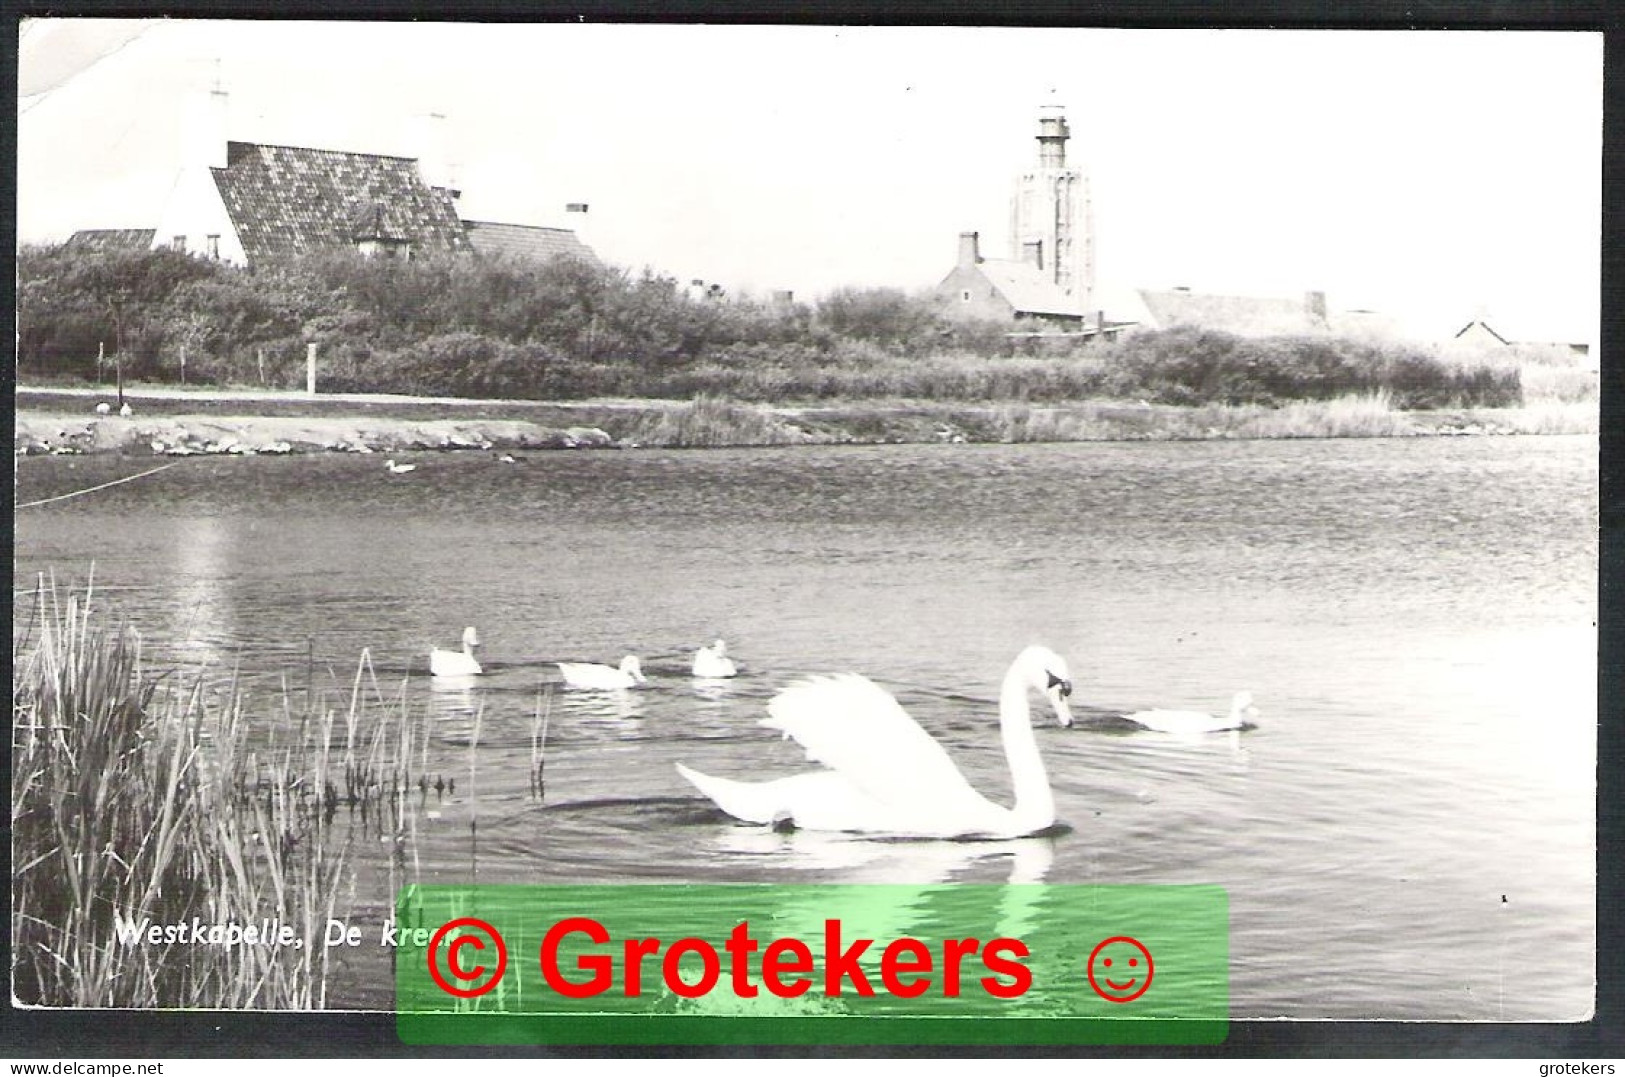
[15,20,1604,343]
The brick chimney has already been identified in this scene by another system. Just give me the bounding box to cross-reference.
[958,231,981,268]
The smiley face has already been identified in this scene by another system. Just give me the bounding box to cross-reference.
[1086,935,1154,1003]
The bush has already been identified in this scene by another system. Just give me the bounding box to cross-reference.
[1099,326,1520,409]
[13,242,1525,410]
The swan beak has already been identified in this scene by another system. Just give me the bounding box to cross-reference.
[1047,685,1074,728]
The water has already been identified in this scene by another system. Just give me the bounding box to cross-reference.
[13,436,1597,1019]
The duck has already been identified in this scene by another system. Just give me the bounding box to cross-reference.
[118,402,133,417]
[676,644,1074,839]
[557,655,646,690]
[94,402,111,415]
[1122,690,1258,734]
[430,626,482,677]
[385,459,416,474]
[692,639,737,679]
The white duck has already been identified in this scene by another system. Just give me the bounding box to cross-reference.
[558,655,646,690]
[1122,690,1258,734]
[692,639,738,679]
[118,402,133,417]
[385,459,417,474]
[676,644,1074,839]
[430,626,482,677]
[94,402,111,415]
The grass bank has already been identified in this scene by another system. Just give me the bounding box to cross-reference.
[15,378,1597,457]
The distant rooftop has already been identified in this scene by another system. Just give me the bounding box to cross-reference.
[63,228,155,253]
[462,220,597,264]
[211,141,470,264]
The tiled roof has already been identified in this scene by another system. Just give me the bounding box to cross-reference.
[211,141,471,263]
[977,258,1083,317]
[1138,289,1326,335]
[462,220,597,263]
[64,228,156,253]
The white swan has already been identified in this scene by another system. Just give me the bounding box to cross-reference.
[558,655,646,690]
[430,626,482,677]
[676,644,1074,839]
[385,459,417,474]
[1122,690,1258,734]
[692,639,738,679]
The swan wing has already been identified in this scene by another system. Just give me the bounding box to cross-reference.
[558,662,621,689]
[431,648,481,677]
[1124,708,1231,734]
[761,674,983,812]
[677,764,970,836]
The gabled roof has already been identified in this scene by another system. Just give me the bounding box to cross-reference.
[977,258,1083,317]
[1453,319,1510,345]
[64,228,156,253]
[1138,289,1326,335]
[211,141,470,263]
[462,220,597,263]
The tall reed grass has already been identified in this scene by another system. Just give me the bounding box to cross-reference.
[622,395,816,447]
[11,578,423,1007]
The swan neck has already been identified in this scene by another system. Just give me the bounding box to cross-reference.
[999,657,1055,831]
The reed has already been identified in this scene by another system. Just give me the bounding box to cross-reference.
[1232,390,1415,439]
[10,578,426,1008]
[623,395,815,447]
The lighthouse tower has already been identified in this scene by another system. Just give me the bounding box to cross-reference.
[1009,106,1095,312]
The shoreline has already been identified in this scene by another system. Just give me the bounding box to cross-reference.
[13,385,1598,456]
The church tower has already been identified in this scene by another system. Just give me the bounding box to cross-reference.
[1009,106,1095,312]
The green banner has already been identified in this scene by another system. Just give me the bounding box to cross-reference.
[394,883,1228,1046]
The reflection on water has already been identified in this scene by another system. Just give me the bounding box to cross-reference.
[170,516,234,671]
[12,436,1597,1020]
[555,685,648,730]
[706,828,1056,887]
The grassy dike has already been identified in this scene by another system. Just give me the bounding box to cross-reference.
[15,385,1598,457]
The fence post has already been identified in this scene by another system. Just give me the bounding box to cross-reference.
[306,342,318,397]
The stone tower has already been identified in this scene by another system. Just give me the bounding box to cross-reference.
[1009,106,1095,312]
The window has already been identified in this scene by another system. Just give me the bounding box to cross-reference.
[171,235,186,252]
[206,235,220,259]
[961,290,972,302]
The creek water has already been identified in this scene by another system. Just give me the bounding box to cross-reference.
[13,435,1596,1019]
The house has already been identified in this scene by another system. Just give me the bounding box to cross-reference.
[462,219,597,264]
[151,139,471,266]
[1450,318,1590,360]
[144,88,590,268]
[1135,287,1334,336]
[64,228,156,254]
[936,231,1087,329]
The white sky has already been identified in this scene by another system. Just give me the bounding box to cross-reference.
[16,20,1603,343]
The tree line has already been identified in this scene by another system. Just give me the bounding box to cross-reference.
[16,244,1520,409]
